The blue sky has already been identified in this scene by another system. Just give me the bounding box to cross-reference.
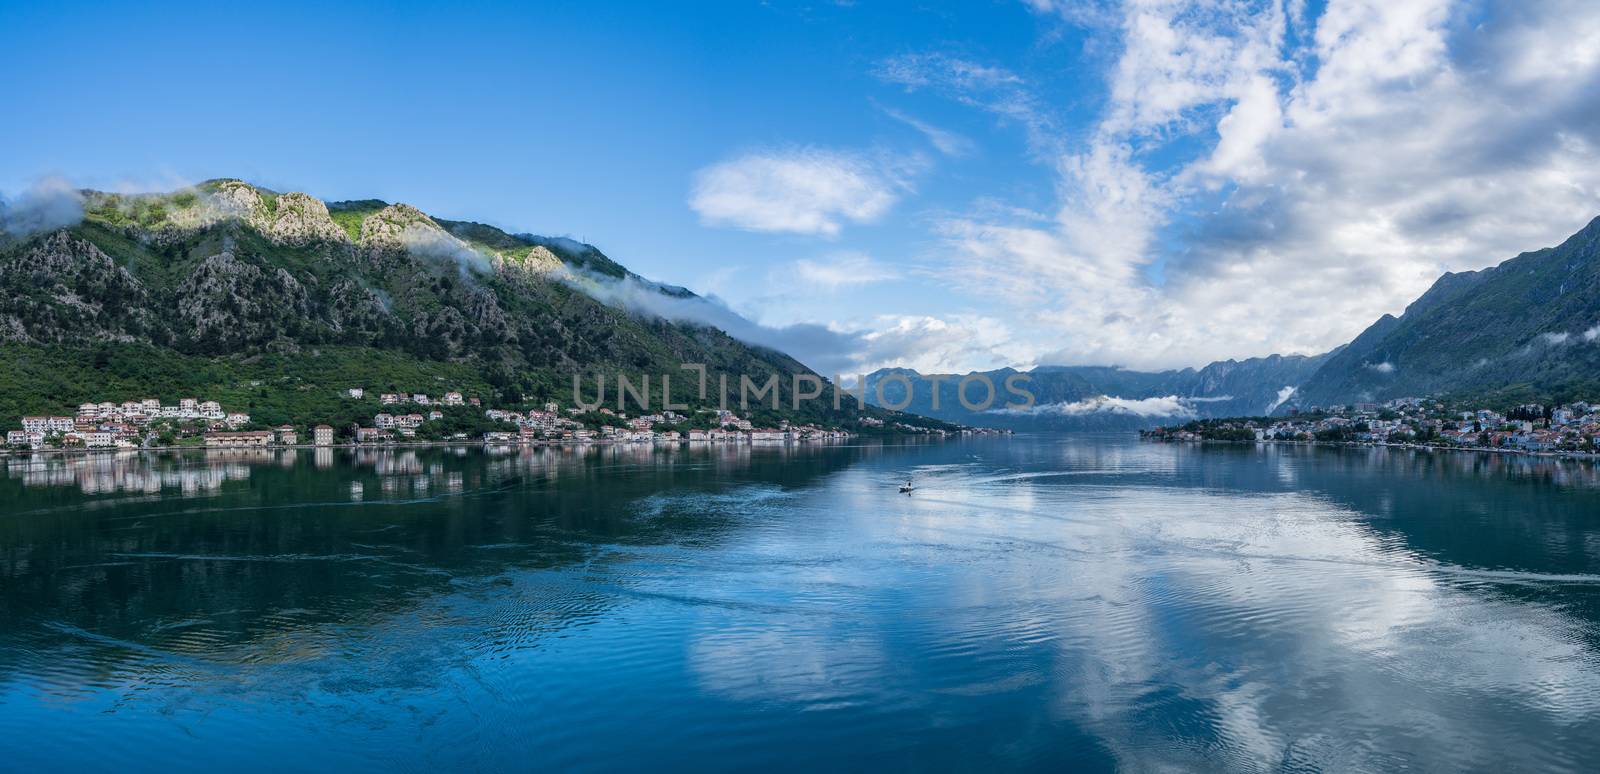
[5,0,1600,374]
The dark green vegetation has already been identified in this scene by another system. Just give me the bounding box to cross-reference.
[1291,217,1600,410]
[0,179,948,431]
[0,343,520,439]
[864,353,1330,430]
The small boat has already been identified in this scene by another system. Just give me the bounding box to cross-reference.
[899,479,915,493]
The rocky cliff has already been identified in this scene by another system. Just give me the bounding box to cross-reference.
[0,179,913,427]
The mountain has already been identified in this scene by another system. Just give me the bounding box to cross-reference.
[0,179,945,431]
[1290,216,1600,409]
[863,352,1331,430]
[871,215,1600,427]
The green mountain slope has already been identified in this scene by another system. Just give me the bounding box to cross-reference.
[0,179,942,431]
[1291,216,1600,409]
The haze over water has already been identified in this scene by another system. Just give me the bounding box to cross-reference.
[2,437,1598,771]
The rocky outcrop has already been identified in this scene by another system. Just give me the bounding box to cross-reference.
[176,251,314,353]
[358,203,498,276]
[3,182,840,412]
[88,181,350,249]
[212,180,265,216]
[358,203,438,250]
[325,279,398,340]
[258,192,347,246]
[502,244,564,275]
[0,231,151,343]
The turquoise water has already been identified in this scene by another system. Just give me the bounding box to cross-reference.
[2,437,1599,771]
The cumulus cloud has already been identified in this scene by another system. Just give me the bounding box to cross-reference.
[923,0,1600,369]
[1366,361,1396,374]
[0,177,84,236]
[689,148,918,236]
[1540,331,1572,346]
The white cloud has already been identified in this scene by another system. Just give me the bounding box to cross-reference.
[689,148,916,237]
[927,0,1600,369]
[996,394,1196,417]
[874,53,1058,155]
[1365,361,1396,374]
[852,314,1025,374]
[559,262,1018,376]
[397,223,493,274]
[1266,385,1296,413]
[0,177,84,236]
[878,105,977,157]
[875,52,1023,91]
[788,251,899,289]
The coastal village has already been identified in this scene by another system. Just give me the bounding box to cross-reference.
[1144,397,1600,455]
[2,386,977,452]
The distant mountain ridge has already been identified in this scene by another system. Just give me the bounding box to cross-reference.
[863,352,1332,430]
[869,216,1600,426]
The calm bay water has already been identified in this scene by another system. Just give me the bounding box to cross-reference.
[2,436,1599,771]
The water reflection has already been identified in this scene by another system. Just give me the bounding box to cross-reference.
[0,437,1597,771]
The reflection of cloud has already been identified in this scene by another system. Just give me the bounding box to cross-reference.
[688,624,888,707]
[708,444,1600,770]
[982,481,1600,770]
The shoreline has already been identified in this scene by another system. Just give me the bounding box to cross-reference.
[0,433,963,458]
[1147,436,1600,462]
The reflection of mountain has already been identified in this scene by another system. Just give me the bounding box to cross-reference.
[671,437,1600,770]
[1161,442,1600,578]
[4,438,1599,770]
[0,444,875,684]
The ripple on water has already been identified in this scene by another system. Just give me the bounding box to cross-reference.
[5,437,1600,771]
